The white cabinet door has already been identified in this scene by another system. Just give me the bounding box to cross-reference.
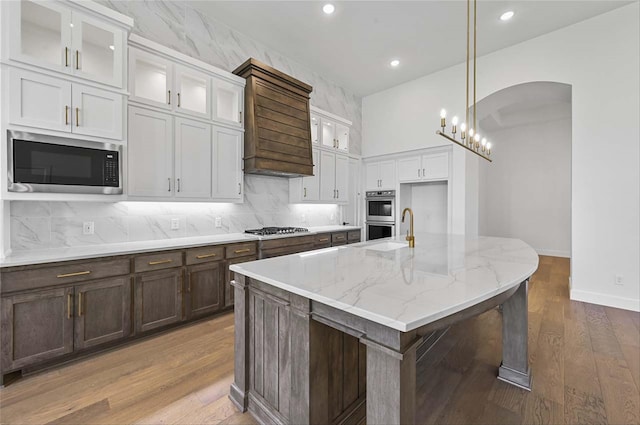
[321,119,336,149]
[212,79,243,127]
[175,118,211,199]
[175,65,210,119]
[71,83,123,140]
[128,107,174,197]
[310,114,321,145]
[320,150,336,201]
[71,11,124,88]
[8,0,72,73]
[365,162,380,190]
[378,160,397,190]
[336,123,349,153]
[129,47,173,110]
[301,148,320,201]
[422,152,449,180]
[335,154,349,203]
[397,157,422,183]
[212,126,243,200]
[9,69,72,132]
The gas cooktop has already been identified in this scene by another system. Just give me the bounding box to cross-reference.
[245,227,309,236]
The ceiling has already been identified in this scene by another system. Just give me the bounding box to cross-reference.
[187,1,632,97]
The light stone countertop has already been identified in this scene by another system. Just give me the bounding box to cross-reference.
[0,225,361,268]
[230,233,539,332]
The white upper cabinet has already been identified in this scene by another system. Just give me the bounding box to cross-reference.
[335,154,349,202]
[320,151,337,201]
[71,83,123,140]
[302,148,320,201]
[310,114,320,144]
[9,68,123,139]
[321,119,336,150]
[7,1,127,88]
[129,48,173,110]
[127,107,174,198]
[70,12,124,87]
[365,160,396,190]
[212,126,243,201]
[9,68,72,133]
[398,152,449,183]
[336,123,349,153]
[212,79,243,127]
[176,65,210,119]
[175,118,212,199]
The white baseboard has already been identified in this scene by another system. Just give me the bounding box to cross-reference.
[570,289,640,312]
[535,248,571,258]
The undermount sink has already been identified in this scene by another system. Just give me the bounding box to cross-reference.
[365,241,407,252]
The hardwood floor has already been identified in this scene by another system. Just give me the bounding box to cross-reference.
[1,256,638,425]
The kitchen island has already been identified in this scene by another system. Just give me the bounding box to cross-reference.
[229,234,539,425]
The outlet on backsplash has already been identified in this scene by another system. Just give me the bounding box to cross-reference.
[171,218,180,230]
[83,221,95,235]
[215,217,222,228]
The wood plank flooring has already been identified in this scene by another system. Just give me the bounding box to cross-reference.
[1,256,638,425]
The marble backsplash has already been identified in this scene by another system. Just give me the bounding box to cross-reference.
[98,0,362,155]
[10,175,341,251]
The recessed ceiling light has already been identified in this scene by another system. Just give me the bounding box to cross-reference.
[500,11,514,21]
[390,59,400,67]
[322,4,335,14]
[109,45,115,51]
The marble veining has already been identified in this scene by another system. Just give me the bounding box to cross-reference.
[230,234,539,331]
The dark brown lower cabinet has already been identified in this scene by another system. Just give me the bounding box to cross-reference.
[185,262,224,319]
[1,287,74,371]
[225,255,258,307]
[135,268,183,334]
[74,277,132,350]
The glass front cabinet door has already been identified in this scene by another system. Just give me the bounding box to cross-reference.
[321,119,336,149]
[129,47,173,110]
[310,114,320,144]
[212,79,243,127]
[8,1,125,88]
[175,65,210,119]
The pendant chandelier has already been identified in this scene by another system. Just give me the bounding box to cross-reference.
[436,0,492,162]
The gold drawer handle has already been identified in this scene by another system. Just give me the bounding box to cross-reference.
[57,270,91,278]
[196,253,218,259]
[148,259,173,265]
[319,238,329,242]
[67,294,72,319]
[78,292,83,317]
[234,248,251,254]
[335,236,345,240]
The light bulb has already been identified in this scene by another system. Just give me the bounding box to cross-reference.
[460,123,466,132]
[481,138,487,146]
[440,109,447,119]
[452,116,459,125]
[474,134,480,142]
[486,142,492,149]
[468,128,474,137]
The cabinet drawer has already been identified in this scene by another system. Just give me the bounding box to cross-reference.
[134,251,183,273]
[1,257,130,294]
[261,244,315,259]
[347,230,361,243]
[332,232,348,245]
[186,246,225,265]
[315,233,332,245]
[225,243,258,259]
[260,235,316,251]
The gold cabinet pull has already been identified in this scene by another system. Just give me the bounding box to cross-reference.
[65,105,69,125]
[319,237,329,242]
[234,248,251,254]
[57,270,91,278]
[195,253,217,259]
[75,107,79,127]
[67,294,72,319]
[78,292,83,317]
[75,50,79,70]
[65,47,69,67]
[168,90,171,105]
[148,259,172,265]
[336,236,345,240]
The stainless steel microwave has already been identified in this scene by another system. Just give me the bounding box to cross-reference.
[8,131,122,194]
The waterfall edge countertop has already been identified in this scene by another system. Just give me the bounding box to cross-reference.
[230,233,539,332]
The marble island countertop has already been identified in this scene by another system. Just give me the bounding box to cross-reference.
[0,225,361,268]
[230,233,539,332]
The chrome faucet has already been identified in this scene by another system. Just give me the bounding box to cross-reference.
[401,207,415,248]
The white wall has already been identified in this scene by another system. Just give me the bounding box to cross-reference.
[478,117,572,257]
[362,3,640,311]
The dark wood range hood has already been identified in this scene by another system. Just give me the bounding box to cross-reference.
[233,58,314,177]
